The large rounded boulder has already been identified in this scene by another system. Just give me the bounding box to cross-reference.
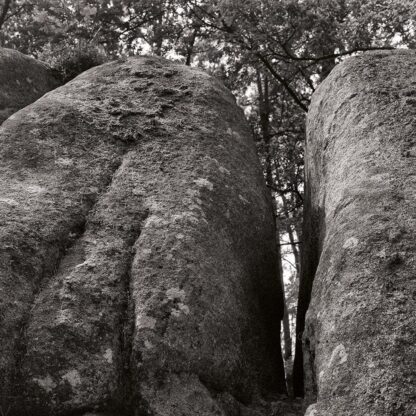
[296,50,416,415]
[0,56,286,415]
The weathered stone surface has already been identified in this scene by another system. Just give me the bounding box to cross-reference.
[296,50,416,415]
[0,47,59,123]
[0,56,286,415]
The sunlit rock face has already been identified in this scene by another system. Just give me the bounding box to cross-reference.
[0,47,60,124]
[295,50,416,415]
[0,56,286,416]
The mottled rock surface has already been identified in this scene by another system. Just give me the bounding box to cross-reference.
[295,50,416,415]
[0,47,59,123]
[0,56,286,415]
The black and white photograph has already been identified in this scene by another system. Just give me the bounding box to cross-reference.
[0,1,414,415]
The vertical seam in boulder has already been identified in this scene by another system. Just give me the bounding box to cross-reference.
[117,208,150,415]
[7,217,89,413]
[5,154,130,413]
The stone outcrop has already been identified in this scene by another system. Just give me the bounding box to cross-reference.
[0,56,286,415]
[295,50,416,415]
[0,47,60,123]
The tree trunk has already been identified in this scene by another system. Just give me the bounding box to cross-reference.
[185,26,199,66]
[281,194,301,275]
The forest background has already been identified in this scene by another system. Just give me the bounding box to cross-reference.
[1,0,415,381]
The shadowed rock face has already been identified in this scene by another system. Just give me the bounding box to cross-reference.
[0,48,60,123]
[296,50,416,415]
[0,56,286,415]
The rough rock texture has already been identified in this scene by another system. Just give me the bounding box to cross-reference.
[0,47,60,124]
[295,50,416,415]
[0,56,286,415]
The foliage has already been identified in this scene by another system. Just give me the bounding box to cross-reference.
[39,42,107,82]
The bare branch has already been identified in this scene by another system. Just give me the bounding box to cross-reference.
[256,53,309,112]
[283,45,395,62]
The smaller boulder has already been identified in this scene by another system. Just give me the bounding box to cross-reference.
[0,48,60,123]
